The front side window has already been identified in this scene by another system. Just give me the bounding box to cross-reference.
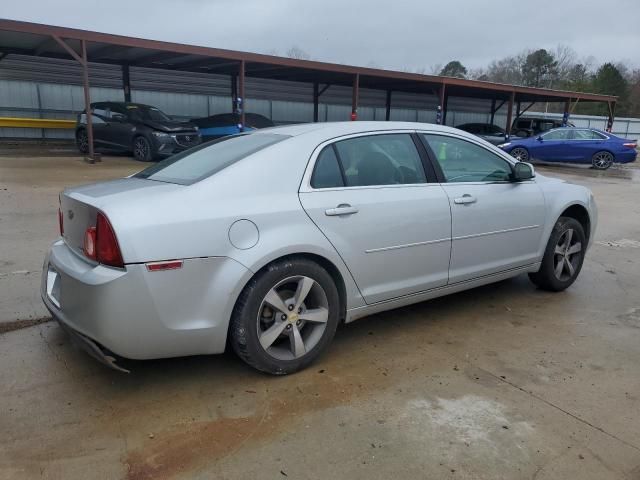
[135,133,289,185]
[331,134,426,187]
[422,134,512,183]
[542,129,571,140]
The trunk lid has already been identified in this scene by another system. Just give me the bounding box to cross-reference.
[60,178,182,260]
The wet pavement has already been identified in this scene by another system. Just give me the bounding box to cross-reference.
[0,156,143,327]
[1,155,640,479]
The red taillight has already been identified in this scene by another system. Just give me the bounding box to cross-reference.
[83,212,124,268]
[623,142,637,149]
[58,207,64,236]
[96,212,124,268]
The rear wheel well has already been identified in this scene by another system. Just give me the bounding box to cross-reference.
[560,204,591,243]
[244,253,347,322]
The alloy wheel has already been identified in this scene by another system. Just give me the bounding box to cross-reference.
[257,275,329,361]
[510,147,529,162]
[553,228,582,281]
[134,137,149,160]
[592,151,613,170]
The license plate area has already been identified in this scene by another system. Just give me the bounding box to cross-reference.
[46,264,61,308]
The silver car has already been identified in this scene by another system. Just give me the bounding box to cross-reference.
[42,122,597,374]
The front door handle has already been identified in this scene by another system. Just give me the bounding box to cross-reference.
[453,194,477,205]
[325,204,359,216]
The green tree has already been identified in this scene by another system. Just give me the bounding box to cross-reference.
[440,61,468,79]
[592,63,628,97]
[521,49,558,87]
[592,63,629,115]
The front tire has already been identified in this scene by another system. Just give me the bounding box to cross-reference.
[510,147,529,162]
[133,135,153,162]
[528,216,586,291]
[229,258,340,375]
[592,151,614,170]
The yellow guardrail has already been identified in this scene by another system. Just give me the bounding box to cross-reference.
[0,117,75,129]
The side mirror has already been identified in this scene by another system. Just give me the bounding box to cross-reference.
[536,136,543,141]
[513,162,535,181]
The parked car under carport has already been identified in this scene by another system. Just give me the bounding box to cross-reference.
[76,102,201,161]
[190,113,275,141]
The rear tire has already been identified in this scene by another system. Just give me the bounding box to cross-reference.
[76,129,89,154]
[592,151,614,170]
[133,135,153,162]
[528,216,586,292]
[229,258,340,375]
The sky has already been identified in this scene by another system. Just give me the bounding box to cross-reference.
[3,0,640,72]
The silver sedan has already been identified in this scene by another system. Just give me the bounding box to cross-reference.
[42,122,597,374]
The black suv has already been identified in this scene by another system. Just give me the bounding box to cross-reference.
[76,102,201,161]
[511,116,575,138]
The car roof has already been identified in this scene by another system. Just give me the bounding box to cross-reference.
[257,121,462,138]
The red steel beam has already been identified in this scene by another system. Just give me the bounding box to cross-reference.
[52,35,84,65]
[351,73,359,120]
[506,92,515,136]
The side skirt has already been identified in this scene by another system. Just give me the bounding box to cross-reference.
[345,263,540,323]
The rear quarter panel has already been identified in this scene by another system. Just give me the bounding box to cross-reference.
[100,135,366,310]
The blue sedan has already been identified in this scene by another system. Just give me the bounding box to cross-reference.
[498,127,637,170]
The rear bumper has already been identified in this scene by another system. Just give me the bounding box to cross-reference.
[616,150,637,164]
[41,239,251,361]
[52,315,130,372]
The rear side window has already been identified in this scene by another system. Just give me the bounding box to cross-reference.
[311,147,344,188]
[310,133,426,188]
[573,130,606,140]
[135,133,289,185]
[335,134,426,187]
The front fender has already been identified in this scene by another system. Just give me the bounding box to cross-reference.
[536,179,596,257]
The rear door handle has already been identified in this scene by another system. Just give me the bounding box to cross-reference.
[325,204,359,216]
[453,194,477,205]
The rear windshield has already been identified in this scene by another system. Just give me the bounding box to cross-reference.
[134,133,289,185]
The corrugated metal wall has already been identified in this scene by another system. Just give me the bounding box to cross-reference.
[1,54,637,139]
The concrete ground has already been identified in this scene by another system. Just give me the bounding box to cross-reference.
[0,155,142,328]
[1,154,640,479]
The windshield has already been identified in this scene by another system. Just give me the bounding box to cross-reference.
[134,133,290,185]
[127,105,172,122]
